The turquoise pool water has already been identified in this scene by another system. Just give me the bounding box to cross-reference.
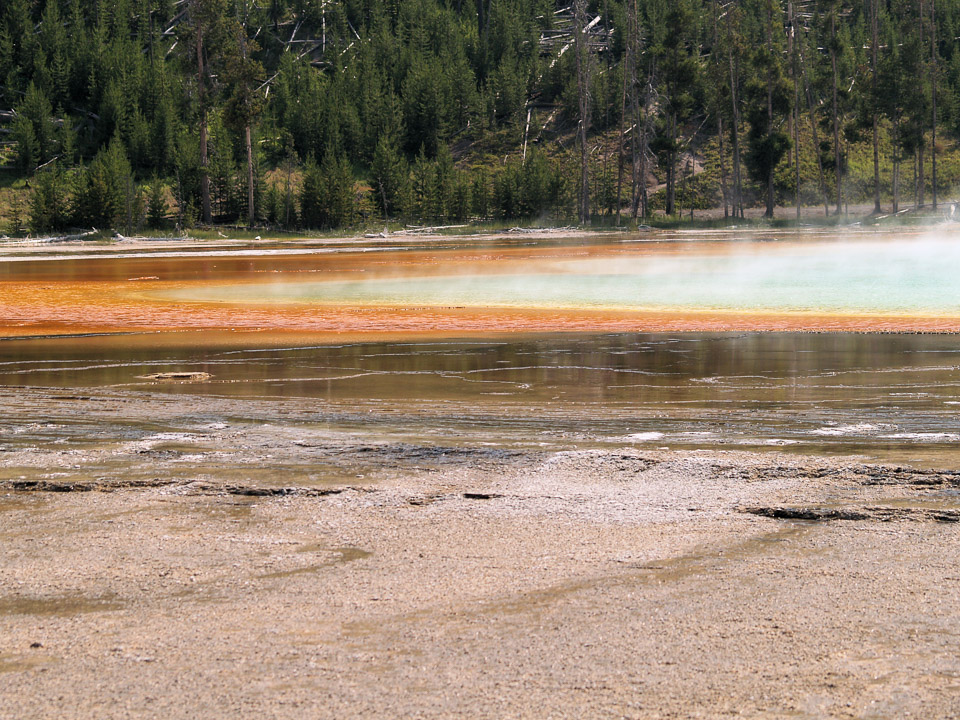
[167,237,960,314]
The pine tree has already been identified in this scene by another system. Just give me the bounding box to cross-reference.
[73,137,134,229]
[322,151,357,228]
[412,145,437,220]
[654,0,699,217]
[744,0,792,218]
[451,174,472,221]
[40,0,70,108]
[878,12,906,212]
[299,156,324,229]
[147,177,169,228]
[18,83,56,167]
[471,167,490,220]
[403,55,445,156]
[370,133,410,219]
[433,143,456,220]
[11,114,37,174]
[300,152,356,229]
[29,164,69,232]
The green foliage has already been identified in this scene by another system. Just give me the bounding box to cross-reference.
[450,174,472,221]
[11,114,37,173]
[650,172,721,212]
[6,189,28,235]
[744,58,793,194]
[29,164,69,232]
[73,137,134,229]
[411,145,437,219]
[471,167,491,219]
[14,82,58,171]
[299,151,356,229]
[147,177,168,228]
[402,55,446,156]
[2,0,960,231]
[370,133,410,218]
[492,149,563,219]
[490,51,526,126]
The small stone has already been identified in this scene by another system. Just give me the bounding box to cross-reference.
[29,642,42,649]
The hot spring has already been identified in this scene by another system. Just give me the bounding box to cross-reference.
[157,234,960,317]
[3,228,960,466]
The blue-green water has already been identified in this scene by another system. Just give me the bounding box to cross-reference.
[167,238,960,314]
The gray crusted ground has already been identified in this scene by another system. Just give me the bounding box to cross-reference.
[2,388,960,719]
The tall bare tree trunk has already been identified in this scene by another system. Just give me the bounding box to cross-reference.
[631,81,641,218]
[918,0,925,209]
[667,112,676,216]
[918,145,925,208]
[639,82,650,218]
[238,5,255,227]
[629,3,642,219]
[715,0,729,219]
[718,114,729,219]
[245,125,255,225]
[893,117,900,213]
[830,14,842,215]
[632,73,652,219]
[195,1,211,225]
[575,0,591,224]
[617,1,635,225]
[798,23,829,215]
[871,0,881,213]
[679,158,688,219]
[764,0,775,218]
[728,52,743,219]
[616,58,627,224]
[786,7,793,170]
[790,1,800,219]
[931,0,938,209]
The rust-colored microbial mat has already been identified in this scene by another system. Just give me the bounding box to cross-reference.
[3,232,960,339]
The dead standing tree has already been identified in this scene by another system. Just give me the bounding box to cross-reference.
[574,0,591,224]
[616,1,634,223]
[633,78,657,219]
[620,0,655,221]
[725,2,745,219]
[536,4,610,221]
[185,0,225,225]
[931,0,938,209]
[789,0,801,218]
[713,0,730,219]
[829,9,842,214]
[794,1,830,215]
[870,0,881,213]
[194,0,212,224]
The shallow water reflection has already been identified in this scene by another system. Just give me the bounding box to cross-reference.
[2,331,960,466]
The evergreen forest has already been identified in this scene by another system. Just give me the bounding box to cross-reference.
[1,0,958,234]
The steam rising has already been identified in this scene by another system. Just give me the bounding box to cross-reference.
[164,232,960,315]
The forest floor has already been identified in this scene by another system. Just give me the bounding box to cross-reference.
[2,385,960,718]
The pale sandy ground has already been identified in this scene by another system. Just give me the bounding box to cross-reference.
[2,388,960,718]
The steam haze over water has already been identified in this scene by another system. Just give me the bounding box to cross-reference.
[168,236,960,315]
